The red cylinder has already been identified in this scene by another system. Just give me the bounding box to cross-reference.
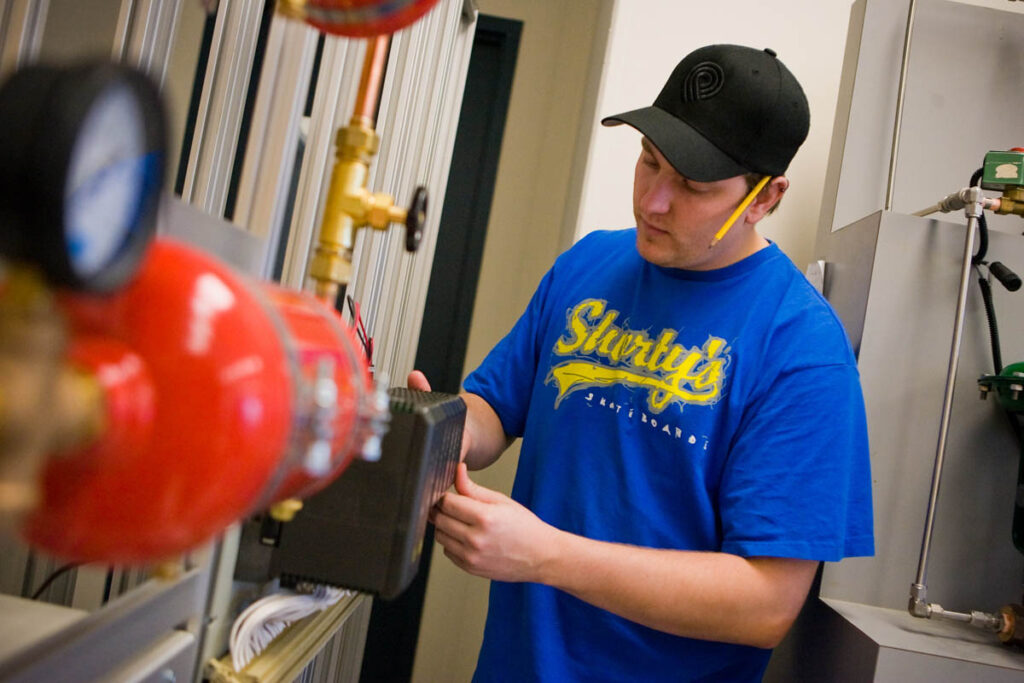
[259,285,374,503]
[23,239,373,563]
[302,0,442,37]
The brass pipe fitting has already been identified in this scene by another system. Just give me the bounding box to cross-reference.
[276,0,306,22]
[999,604,1024,647]
[297,33,426,304]
[308,35,409,305]
[308,113,423,304]
[994,187,1024,217]
[0,267,105,519]
[269,498,304,522]
[309,116,379,302]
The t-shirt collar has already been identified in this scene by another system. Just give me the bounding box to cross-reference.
[649,240,783,282]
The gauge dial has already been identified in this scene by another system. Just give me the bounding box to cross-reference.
[0,63,166,292]
[65,82,155,280]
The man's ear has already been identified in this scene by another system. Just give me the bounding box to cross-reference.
[746,176,789,223]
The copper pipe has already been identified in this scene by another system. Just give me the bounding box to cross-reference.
[308,35,393,306]
[354,35,390,124]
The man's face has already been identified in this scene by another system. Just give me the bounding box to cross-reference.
[632,138,755,271]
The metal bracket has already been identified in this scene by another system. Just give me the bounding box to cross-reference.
[461,0,478,25]
[805,260,828,295]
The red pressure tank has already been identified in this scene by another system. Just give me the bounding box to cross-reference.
[23,239,378,564]
[300,0,442,37]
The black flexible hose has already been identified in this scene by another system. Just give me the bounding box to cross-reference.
[977,271,1003,373]
[979,272,1024,454]
[970,167,984,187]
[969,171,1024,551]
[970,168,989,265]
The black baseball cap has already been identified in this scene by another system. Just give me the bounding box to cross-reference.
[601,44,810,182]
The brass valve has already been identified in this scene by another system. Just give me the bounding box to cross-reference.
[993,186,1024,217]
[269,498,304,522]
[276,0,305,21]
[0,267,105,518]
[309,116,427,303]
[998,604,1024,647]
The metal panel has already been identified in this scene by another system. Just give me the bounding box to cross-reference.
[820,211,1023,614]
[157,194,267,275]
[278,34,363,290]
[112,0,183,87]
[36,0,120,62]
[794,599,1024,682]
[298,594,372,683]
[817,0,1024,244]
[0,0,48,77]
[231,13,319,277]
[0,535,30,598]
[777,210,1024,681]
[179,0,264,216]
[0,569,205,682]
[874,645,1023,682]
[107,630,197,683]
[0,594,87,661]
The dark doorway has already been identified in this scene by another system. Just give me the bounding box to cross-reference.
[357,14,522,683]
[413,14,523,395]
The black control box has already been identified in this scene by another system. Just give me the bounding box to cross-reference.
[237,389,464,600]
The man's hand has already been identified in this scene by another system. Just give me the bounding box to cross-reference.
[407,370,472,462]
[431,463,559,583]
[407,370,431,392]
[407,370,511,468]
[431,459,818,648]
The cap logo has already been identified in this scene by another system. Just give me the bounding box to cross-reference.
[681,61,724,102]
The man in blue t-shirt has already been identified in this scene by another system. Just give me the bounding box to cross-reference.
[411,44,873,682]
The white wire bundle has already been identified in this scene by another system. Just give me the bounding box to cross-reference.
[229,584,353,671]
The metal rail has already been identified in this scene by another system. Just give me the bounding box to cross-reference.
[884,0,917,211]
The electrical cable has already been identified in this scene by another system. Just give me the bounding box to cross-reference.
[346,295,373,364]
[29,563,79,600]
[228,584,353,671]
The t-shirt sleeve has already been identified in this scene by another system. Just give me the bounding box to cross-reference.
[462,266,557,438]
[718,362,874,562]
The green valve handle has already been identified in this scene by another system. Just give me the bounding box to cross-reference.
[978,361,1024,555]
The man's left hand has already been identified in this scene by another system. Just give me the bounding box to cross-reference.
[430,463,558,583]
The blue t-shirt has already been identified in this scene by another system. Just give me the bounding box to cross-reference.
[463,229,874,682]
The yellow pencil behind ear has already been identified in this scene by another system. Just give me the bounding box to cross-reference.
[709,175,771,249]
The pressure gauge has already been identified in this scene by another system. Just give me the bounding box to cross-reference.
[0,63,166,292]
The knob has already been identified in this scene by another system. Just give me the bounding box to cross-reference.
[405,186,427,252]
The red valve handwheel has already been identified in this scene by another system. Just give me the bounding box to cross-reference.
[302,0,442,37]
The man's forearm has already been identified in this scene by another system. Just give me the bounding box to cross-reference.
[432,468,819,649]
[538,530,818,649]
[460,391,513,470]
